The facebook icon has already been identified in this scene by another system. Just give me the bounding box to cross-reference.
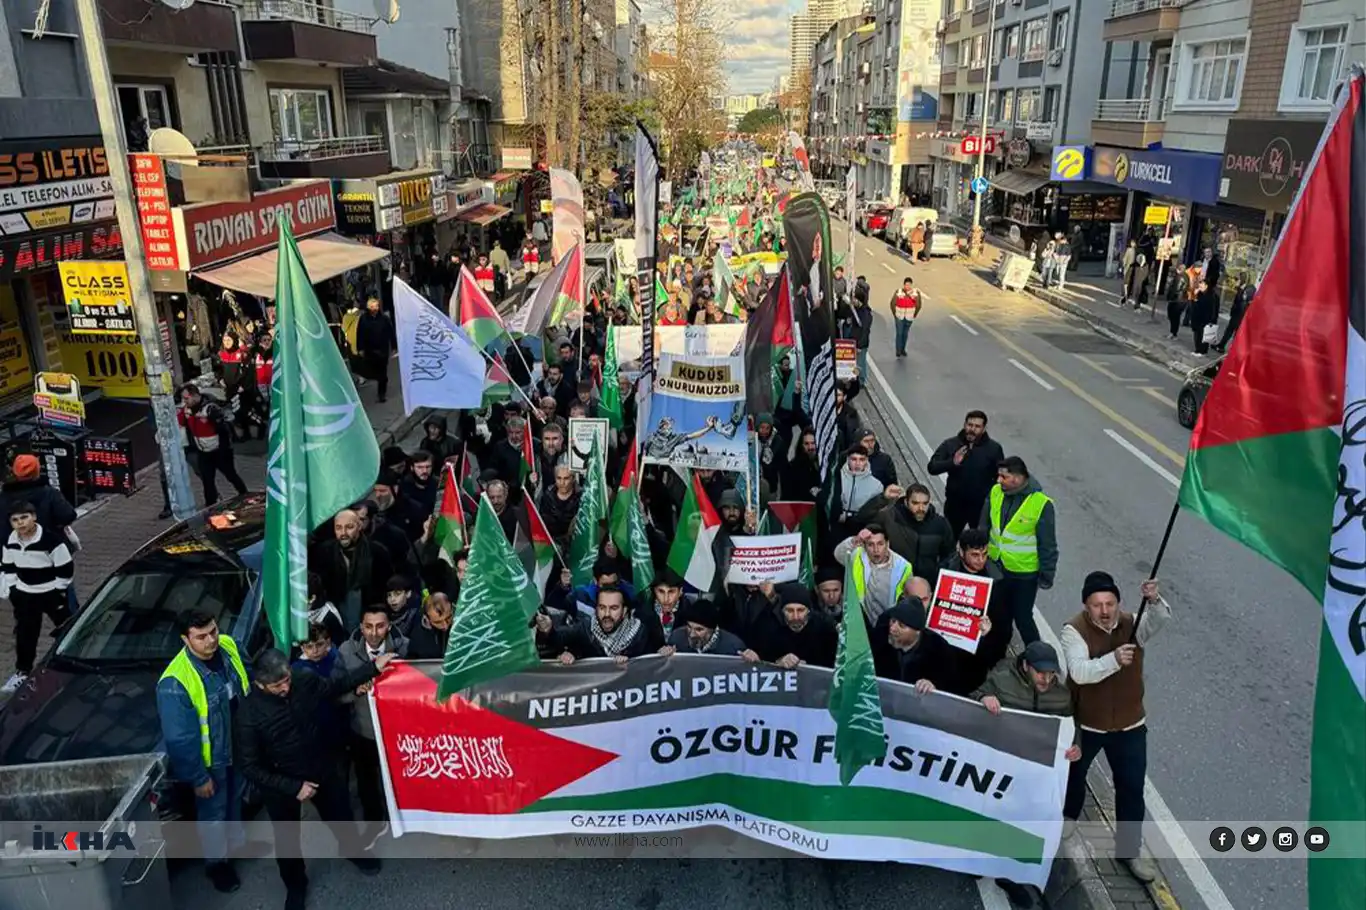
[1209,827,1235,853]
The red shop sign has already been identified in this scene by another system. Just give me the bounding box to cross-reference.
[960,135,998,156]
[178,180,335,270]
[129,154,180,271]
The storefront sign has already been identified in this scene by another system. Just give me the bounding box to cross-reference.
[0,284,33,396]
[177,180,335,270]
[960,135,997,156]
[1049,146,1089,182]
[0,221,123,281]
[334,189,377,235]
[1143,204,1171,226]
[0,138,113,239]
[1219,118,1324,213]
[81,436,137,496]
[57,331,147,399]
[376,171,447,232]
[1025,122,1054,142]
[1005,140,1032,169]
[58,261,136,335]
[33,371,85,428]
[129,154,180,270]
[1092,146,1223,204]
[502,147,533,170]
[447,179,494,218]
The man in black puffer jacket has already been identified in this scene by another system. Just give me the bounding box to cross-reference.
[928,410,1005,535]
[877,482,955,577]
[0,454,77,531]
[234,648,391,909]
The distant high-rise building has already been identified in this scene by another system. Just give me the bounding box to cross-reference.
[789,0,864,90]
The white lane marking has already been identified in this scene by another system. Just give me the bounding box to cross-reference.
[874,380,1234,910]
[1104,428,1181,488]
[866,358,936,461]
[881,262,897,273]
[949,314,980,336]
[975,878,1013,910]
[1007,358,1055,391]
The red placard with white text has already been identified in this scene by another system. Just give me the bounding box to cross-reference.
[129,153,180,271]
[928,569,992,653]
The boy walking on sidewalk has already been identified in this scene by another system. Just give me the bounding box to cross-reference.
[2,501,75,692]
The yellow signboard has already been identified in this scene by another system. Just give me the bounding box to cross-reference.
[57,331,148,399]
[58,261,136,335]
[25,206,73,231]
[540,199,553,214]
[762,157,777,168]
[0,285,33,398]
[34,371,85,427]
[1143,204,1171,226]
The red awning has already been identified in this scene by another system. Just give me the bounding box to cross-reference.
[456,203,513,226]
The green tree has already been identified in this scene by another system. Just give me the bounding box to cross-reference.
[737,107,784,135]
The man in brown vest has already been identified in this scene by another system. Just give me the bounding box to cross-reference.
[1060,571,1172,883]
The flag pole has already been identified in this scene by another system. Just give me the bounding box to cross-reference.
[1129,499,1181,642]
[473,345,541,413]
[456,263,537,383]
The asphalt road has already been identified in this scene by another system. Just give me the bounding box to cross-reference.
[833,220,1317,910]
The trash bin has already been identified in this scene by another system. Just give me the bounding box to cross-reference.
[0,754,170,910]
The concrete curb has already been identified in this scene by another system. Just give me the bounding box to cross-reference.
[1046,831,1119,910]
[1023,286,1204,378]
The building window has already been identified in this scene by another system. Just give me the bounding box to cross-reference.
[995,89,1014,124]
[269,88,334,144]
[1016,87,1041,122]
[971,33,985,68]
[1042,86,1060,121]
[1050,9,1069,50]
[1177,37,1246,109]
[1003,24,1019,58]
[116,83,173,150]
[1282,23,1348,107]
[1022,18,1047,61]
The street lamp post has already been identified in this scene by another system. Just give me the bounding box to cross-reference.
[969,0,999,258]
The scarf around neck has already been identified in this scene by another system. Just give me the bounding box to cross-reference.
[591,614,642,656]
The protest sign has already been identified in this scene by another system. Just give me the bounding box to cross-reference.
[929,569,993,653]
[724,533,801,584]
[612,324,744,370]
[835,339,857,380]
[371,656,1070,886]
[642,352,748,472]
[567,417,610,474]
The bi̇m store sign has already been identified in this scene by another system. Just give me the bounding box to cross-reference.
[1091,146,1223,205]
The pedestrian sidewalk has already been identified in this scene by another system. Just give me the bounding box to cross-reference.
[0,360,429,684]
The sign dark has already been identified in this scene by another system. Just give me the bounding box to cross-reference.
[1219,119,1325,213]
[0,221,123,281]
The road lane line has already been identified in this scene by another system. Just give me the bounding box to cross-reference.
[1105,429,1181,488]
[1008,358,1056,391]
[949,314,980,336]
[944,309,1186,467]
[872,381,1235,910]
[1075,354,1139,382]
[882,262,897,273]
[975,878,1013,910]
[1138,385,1172,406]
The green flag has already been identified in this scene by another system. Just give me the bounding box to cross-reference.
[600,324,623,431]
[567,435,608,587]
[264,221,379,648]
[829,558,888,785]
[437,495,542,700]
[608,444,653,593]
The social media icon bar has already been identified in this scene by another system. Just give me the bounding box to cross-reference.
[1241,827,1266,852]
[1273,827,1298,852]
[1305,827,1330,852]
[1209,827,1235,853]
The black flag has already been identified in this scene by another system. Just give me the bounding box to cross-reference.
[782,193,838,481]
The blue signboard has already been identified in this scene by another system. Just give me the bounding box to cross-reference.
[1091,145,1224,204]
[970,176,988,194]
[899,89,939,122]
[1049,146,1090,181]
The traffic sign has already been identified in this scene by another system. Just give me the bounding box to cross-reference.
[960,135,997,156]
[970,176,989,194]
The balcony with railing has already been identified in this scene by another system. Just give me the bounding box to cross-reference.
[101,0,240,52]
[1091,97,1168,147]
[945,9,961,34]
[239,0,378,66]
[1103,0,1187,43]
[256,134,390,179]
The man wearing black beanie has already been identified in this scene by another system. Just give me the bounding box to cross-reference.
[751,583,838,669]
[1061,570,1172,884]
[660,599,753,658]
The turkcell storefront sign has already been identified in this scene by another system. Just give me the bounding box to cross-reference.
[1049,146,1089,181]
[1219,118,1324,213]
[1092,146,1223,204]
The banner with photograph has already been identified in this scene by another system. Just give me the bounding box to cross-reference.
[642,352,748,472]
[783,193,838,481]
[371,656,1070,887]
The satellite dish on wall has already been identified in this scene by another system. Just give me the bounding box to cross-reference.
[148,128,199,166]
[373,0,399,23]
[157,0,197,11]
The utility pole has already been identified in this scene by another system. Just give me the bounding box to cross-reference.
[969,0,998,259]
[73,0,197,520]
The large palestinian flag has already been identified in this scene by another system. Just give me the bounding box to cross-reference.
[1176,69,1363,910]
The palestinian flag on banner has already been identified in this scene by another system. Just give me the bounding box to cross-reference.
[521,495,561,604]
[667,472,721,592]
[454,266,506,350]
[609,443,654,593]
[1174,70,1364,910]
[434,462,469,564]
[769,500,817,586]
[483,353,515,404]
[743,271,794,414]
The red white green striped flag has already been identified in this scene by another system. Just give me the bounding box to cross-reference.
[1176,71,1364,910]
[454,265,506,350]
[520,424,535,486]
[458,449,481,513]
[667,472,721,592]
[483,353,515,405]
[434,462,469,565]
[609,442,654,593]
[768,500,816,586]
[521,494,560,606]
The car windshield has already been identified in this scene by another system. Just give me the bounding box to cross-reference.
[56,566,252,662]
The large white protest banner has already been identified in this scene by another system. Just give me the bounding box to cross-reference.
[642,352,748,472]
[371,656,1071,886]
[725,533,802,584]
[393,278,486,413]
[612,325,745,371]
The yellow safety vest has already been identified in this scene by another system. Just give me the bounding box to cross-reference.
[159,635,249,768]
[849,547,913,605]
[987,486,1051,573]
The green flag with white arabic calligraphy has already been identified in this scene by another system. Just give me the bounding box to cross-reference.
[567,435,608,588]
[438,495,542,700]
[829,557,888,785]
[264,220,380,648]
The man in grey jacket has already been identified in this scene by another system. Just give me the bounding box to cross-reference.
[338,604,409,843]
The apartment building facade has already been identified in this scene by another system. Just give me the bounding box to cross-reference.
[1074,0,1361,283]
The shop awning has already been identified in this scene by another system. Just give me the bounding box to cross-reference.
[455,203,513,226]
[988,171,1052,197]
[193,232,389,300]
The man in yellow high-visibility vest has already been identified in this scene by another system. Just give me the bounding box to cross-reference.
[979,455,1058,648]
[156,609,250,894]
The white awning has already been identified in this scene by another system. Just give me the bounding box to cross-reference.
[193,232,389,300]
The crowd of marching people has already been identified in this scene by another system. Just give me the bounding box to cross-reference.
[153,162,1175,910]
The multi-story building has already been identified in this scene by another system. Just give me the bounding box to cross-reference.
[1073,0,1362,282]
[615,0,649,99]
[791,0,869,91]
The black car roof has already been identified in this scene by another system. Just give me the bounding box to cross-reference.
[124,493,267,570]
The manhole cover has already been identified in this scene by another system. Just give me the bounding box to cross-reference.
[1032,331,1129,355]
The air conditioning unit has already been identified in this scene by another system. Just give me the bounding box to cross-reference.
[1047,48,1064,66]
[936,18,946,35]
